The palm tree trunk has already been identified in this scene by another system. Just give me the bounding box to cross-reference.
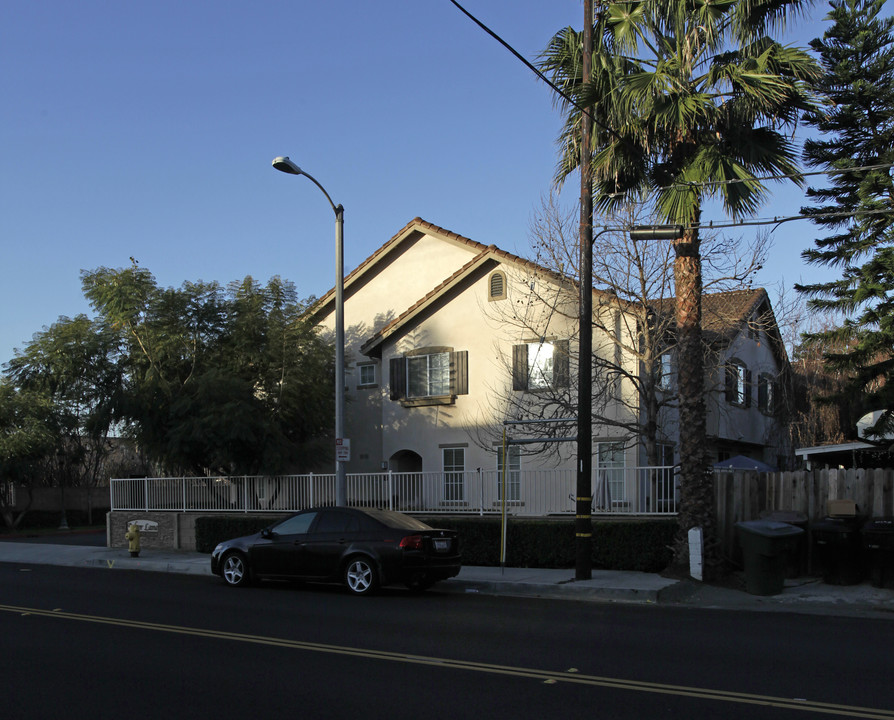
[672,228,717,575]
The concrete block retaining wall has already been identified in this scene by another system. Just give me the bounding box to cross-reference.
[107,511,280,551]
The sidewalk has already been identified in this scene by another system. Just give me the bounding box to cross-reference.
[2,537,893,617]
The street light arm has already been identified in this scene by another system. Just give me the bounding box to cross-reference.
[271,155,347,507]
[272,156,340,217]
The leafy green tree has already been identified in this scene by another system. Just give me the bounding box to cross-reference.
[5,315,124,523]
[81,265,334,475]
[541,0,819,572]
[0,381,58,529]
[796,0,894,438]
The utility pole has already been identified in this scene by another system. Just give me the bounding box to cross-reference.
[575,0,594,581]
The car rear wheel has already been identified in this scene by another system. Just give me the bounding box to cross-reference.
[222,552,250,587]
[344,557,377,595]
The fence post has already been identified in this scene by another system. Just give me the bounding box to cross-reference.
[309,472,314,508]
[387,470,393,511]
[144,479,149,512]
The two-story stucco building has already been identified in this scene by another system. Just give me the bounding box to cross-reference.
[310,218,788,512]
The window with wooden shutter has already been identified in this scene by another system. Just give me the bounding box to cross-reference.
[724,360,749,406]
[758,373,775,414]
[513,339,569,391]
[452,350,469,395]
[389,348,468,406]
[389,357,406,401]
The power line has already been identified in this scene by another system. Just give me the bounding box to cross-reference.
[447,0,585,114]
[690,206,894,232]
[674,162,894,191]
[447,0,627,147]
[447,2,894,234]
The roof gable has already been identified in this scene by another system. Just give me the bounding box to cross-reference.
[310,218,489,320]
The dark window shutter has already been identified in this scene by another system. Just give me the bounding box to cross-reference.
[389,357,406,401]
[724,365,735,402]
[512,344,528,391]
[452,350,468,395]
[758,375,768,411]
[554,339,570,388]
[744,369,752,408]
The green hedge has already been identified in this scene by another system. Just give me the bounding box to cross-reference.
[195,514,674,572]
[419,517,675,572]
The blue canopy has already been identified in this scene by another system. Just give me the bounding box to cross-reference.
[713,455,777,472]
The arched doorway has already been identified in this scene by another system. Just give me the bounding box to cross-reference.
[388,450,422,510]
[388,449,422,473]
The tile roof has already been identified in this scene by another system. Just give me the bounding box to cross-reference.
[309,217,783,363]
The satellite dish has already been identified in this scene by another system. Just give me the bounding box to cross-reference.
[856,410,894,440]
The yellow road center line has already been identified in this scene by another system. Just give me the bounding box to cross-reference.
[1,603,892,719]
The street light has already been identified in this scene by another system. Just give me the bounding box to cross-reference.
[272,156,347,507]
[629,224,685,241]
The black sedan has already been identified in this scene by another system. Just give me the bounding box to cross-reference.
[210,507,461,595]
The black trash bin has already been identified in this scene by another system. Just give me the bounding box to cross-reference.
[811,515,864,585]
[759,510,808,577]
[862,517,894,589]
[736,520,805,596]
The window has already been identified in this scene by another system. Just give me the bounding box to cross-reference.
[758,373,776,415]
[315,510,360,534]
[272,511,318,536]
[512,339,570,391]
[408,352,450,397]
[725,360,751,407]
[358,363,376,387]
[657,351,673,390]
[443,447,465,502]
[496,445,520,502]
[597,442,626,505]
[488,271,507,301]
[389,349,468,405]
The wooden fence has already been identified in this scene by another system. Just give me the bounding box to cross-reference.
[715,468,894,565]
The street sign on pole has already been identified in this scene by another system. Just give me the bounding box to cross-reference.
[336,438,351,462]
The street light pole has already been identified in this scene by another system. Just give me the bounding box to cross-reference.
[272,156,347,507]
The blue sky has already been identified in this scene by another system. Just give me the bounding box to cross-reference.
[0,1,848,364]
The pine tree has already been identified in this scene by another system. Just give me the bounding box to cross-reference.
[797,0,894,438]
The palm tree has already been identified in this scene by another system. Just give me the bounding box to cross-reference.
[540,0,819,573]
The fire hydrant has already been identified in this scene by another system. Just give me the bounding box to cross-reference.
[125,524,141,557]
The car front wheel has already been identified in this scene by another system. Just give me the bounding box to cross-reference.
[344,557,377,595]
[222,553,250,587]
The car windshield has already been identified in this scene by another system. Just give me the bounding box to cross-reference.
[362,509,433,531]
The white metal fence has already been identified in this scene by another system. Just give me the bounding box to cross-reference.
[110,467,678,516]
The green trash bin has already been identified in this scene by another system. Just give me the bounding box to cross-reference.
[759,510,808,577]
[736,520,805,596]
[811,515,864,585]
[862,517,894,589]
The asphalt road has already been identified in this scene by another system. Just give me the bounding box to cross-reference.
[2,561,894,720]
[0,528,108,545]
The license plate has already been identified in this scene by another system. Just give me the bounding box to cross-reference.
[433,538,451,552]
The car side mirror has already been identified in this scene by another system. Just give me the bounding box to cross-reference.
[261,528,274,539]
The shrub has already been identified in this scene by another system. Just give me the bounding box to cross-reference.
[421,517,675,572]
